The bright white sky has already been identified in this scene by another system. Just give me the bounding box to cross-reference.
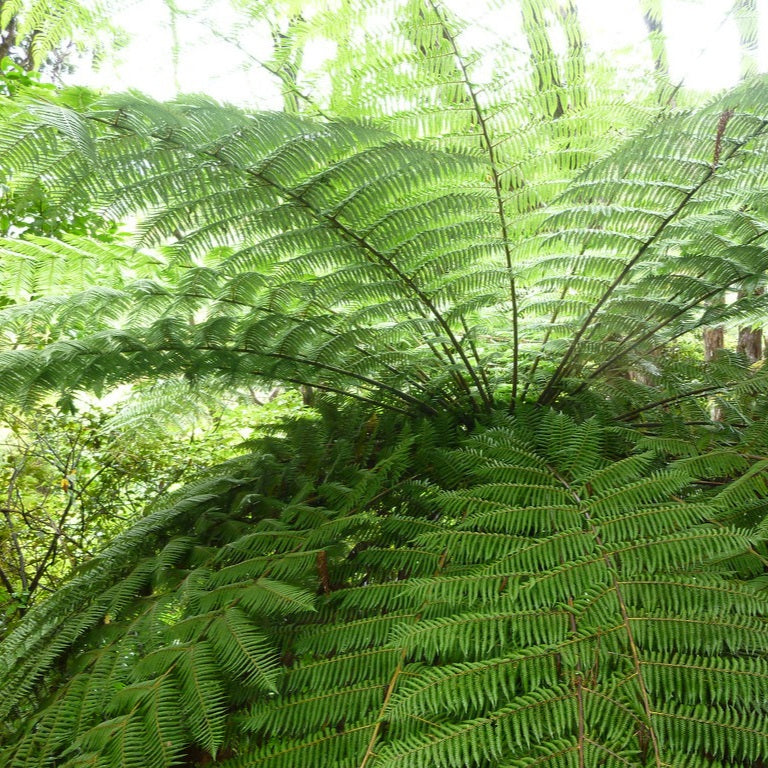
[73,0,768,107]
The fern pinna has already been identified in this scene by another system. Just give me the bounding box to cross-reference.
[4,1,768,767]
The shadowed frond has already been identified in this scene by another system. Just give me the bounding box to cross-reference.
[2,413,768,767]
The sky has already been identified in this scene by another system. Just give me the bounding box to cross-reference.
[72,0,768,107]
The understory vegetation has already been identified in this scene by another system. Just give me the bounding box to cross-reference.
[3,0,768,766]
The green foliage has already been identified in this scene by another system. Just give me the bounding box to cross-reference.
[0,391,304,634]
[3,412,768,767]
[3,1,768,767]
[2,82,768,414]
[0,0,120,71]
[0,55,49,96]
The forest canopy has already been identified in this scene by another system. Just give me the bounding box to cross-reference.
[2,1,768,767]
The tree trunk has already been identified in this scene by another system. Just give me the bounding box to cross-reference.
[704,325,725,421]
[703,325,724,362]
[737,287,763,363]
[0,11,18,63]
[738,325,762,362]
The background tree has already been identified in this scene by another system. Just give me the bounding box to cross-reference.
[0,392,300,635]
[0,0,119,77]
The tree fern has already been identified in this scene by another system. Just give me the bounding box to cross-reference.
[3,412,768,766]
[4,82,768,409]
[4,1,768,767]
